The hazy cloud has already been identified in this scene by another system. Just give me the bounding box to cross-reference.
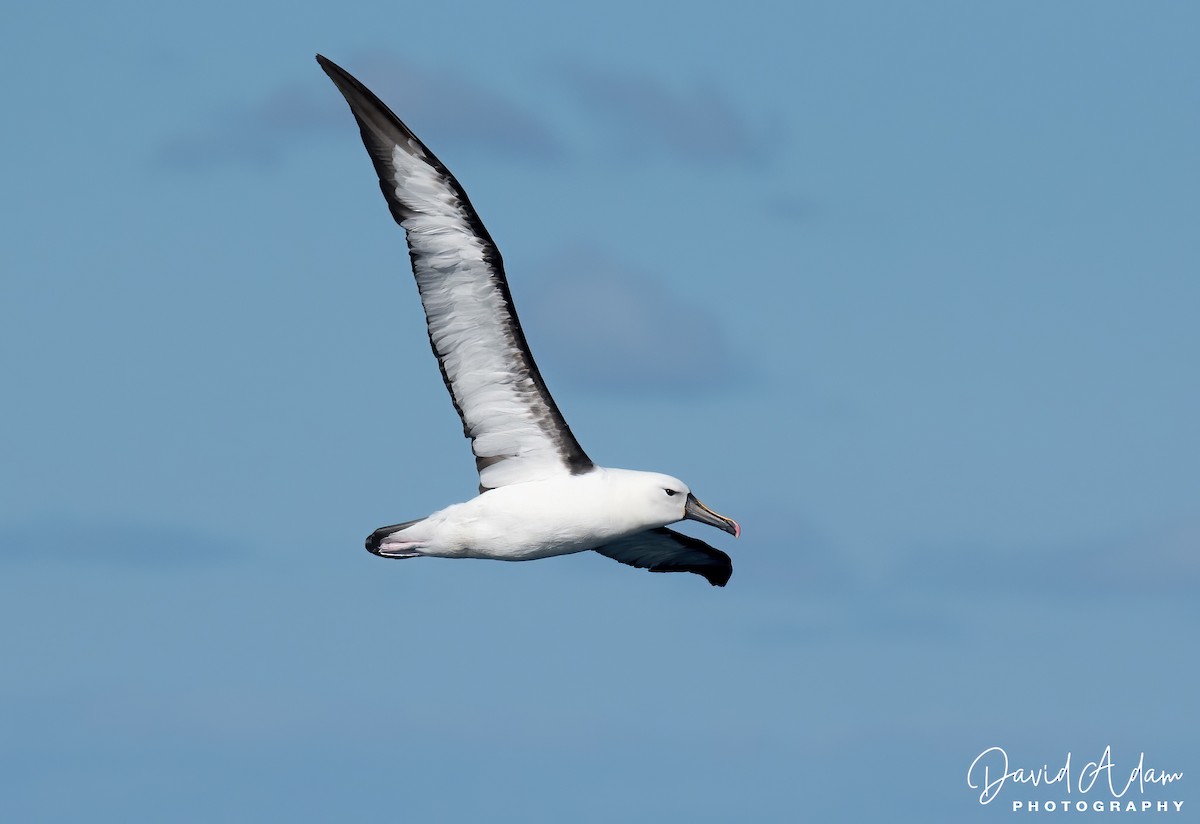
[890,520,1200,602]
[555,63,780,166]
[0,518,250,568]
[517,246,751,396]
[752,592,968,646]
[155,53,565,170]
[750,518,1200,645]
[761,192,818,221]
[737,510,965,644]
[156,54,781,173]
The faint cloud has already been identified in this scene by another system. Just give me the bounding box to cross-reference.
[891,520,1200,602]
[731,505,859,596]
[0,518,250,568]
[1074,522,1200,596]
[739,511,964,644]
[517,246,752,396]
[762,192,817,221]
[155,53,565,171]
[753,592,967,646]
[554,62,781,166]
[156,53,785,175]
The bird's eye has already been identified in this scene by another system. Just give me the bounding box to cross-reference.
[664,488,678,497]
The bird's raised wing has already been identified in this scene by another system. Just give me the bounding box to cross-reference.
[318,55,593,490]
[593,527,733,587]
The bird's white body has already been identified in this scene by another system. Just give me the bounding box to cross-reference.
[379,468,692,560]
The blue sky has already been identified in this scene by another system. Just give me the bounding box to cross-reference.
[2,1,1197,820]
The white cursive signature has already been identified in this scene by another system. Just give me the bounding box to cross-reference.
[968,747,1071,805]
[967,746,1183,805]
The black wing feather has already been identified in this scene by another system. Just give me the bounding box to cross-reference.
[593,527,733,587]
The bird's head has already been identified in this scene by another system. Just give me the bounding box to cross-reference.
[613,469,741,537]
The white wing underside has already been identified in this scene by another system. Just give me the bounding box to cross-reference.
[319,57,592,489]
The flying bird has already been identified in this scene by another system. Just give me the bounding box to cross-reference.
[317,55,740,586]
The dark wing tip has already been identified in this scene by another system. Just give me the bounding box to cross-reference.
[705,557,734,587]
[647,556,732,587]
[595,527,733,587]
[314,54,400,130]
[651,550,731,587]
[650,527,733,586]
[316,56,391,122]
[314,54,428,230]
[315,54,355,92]
[315,54,351,86]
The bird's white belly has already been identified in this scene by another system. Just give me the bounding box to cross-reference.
[418,476,646,561]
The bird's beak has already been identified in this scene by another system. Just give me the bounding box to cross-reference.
[684,493,741,538]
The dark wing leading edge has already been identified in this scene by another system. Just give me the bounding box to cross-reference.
[593,528,733,587]
[317,55,593,490]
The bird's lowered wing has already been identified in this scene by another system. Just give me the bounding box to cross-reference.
[593,527,733,587]
[318,55,593,490]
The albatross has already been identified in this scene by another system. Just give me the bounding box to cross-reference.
[317,55,740,586]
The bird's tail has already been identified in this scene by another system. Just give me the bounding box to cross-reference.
[365,519,425,558]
